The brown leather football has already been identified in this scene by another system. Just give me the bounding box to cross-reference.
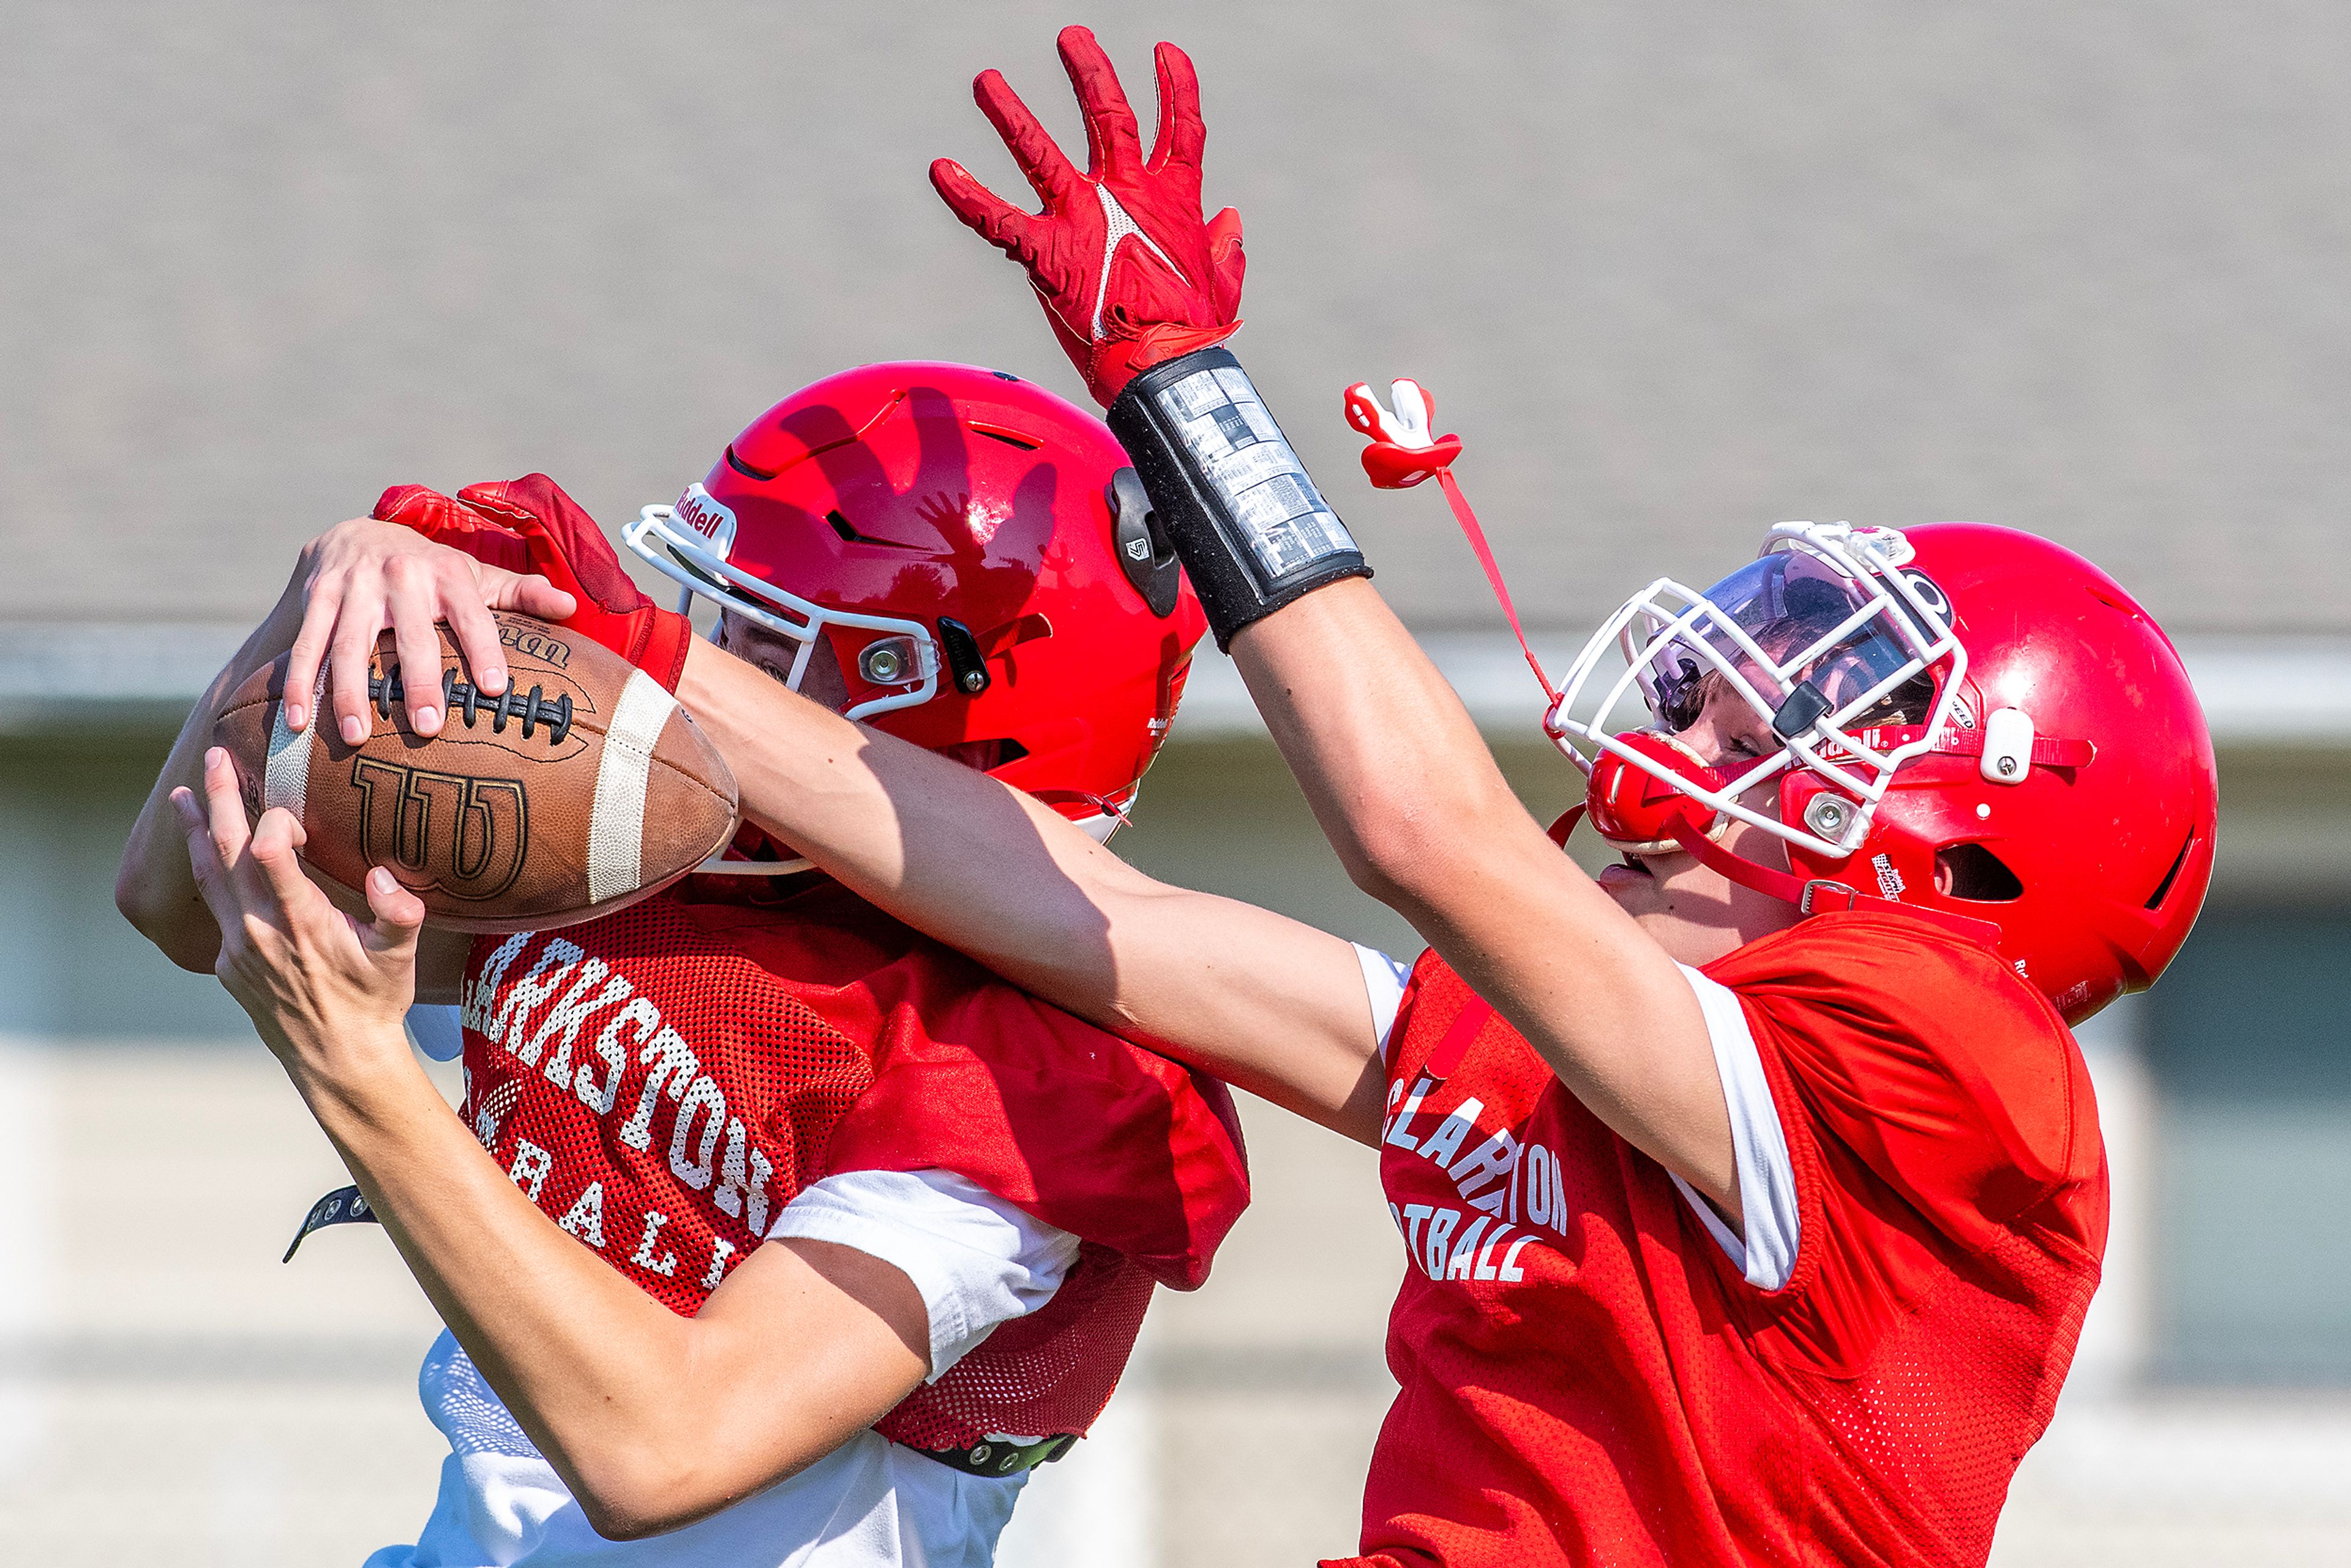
[214,613,738,932]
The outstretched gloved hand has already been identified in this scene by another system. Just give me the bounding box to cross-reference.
[931,25,1246,407]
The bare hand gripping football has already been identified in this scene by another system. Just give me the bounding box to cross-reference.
[212,612,737,932]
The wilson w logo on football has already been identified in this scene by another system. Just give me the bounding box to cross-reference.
[212,612,740,934]
[351,758,531,902]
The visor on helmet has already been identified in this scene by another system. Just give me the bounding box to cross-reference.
[1644,548,1937,743]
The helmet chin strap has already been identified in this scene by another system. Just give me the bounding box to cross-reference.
[1663,814,2001,946]
[1557,760,1999,945]
[691,854,816,877]
[693,817,817,879]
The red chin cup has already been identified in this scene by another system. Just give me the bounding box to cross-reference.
[1578,734,2006,950]
[1586,731,1730,853]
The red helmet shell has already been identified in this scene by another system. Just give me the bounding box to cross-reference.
[703,363,1208,820]
[1779,523,2216,1022]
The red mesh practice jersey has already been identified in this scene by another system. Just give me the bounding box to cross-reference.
[1333,913,2105,1568]
[456,876,1249,1450]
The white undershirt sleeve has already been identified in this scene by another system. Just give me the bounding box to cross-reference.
[1351,944,1793,1286]
[1354,943,1413,1059]
[1668,964,1801,1291]
[767,1168,1081,1381]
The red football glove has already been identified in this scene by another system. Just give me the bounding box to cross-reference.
[373,475,694,692]
[931,25,1246,407]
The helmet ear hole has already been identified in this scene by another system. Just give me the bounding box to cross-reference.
[935,737,1028,772]
[1935,842,2024,902]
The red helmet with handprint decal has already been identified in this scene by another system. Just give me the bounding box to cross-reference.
[626,362,1208,838]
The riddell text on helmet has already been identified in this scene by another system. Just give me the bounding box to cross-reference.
[672,482,738,553]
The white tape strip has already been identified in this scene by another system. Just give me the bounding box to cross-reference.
[263,668,326,817]
[587,671,677,904]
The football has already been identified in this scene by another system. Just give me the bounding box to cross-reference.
[213,613,739,932]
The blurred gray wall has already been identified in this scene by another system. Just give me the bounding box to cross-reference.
[6,1,2351,632]
[9,6,2351,1563]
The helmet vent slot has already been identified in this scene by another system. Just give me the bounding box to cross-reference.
[2145,827,2197,910]
[824,509,929,550]
[824,509,914,549]
[970,423,1041,451]
[977,612,1054,656]
[1936,842,2023,902]
[725,445,778,481]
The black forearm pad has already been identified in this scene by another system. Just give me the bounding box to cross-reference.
[1108,348,1370,651]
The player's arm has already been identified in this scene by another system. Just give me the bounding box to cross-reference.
[114,552,470,1001]
[326,1098,928,1542]
[116,524,564,1006]
[171,752,933,1540]
[116,579,309,973]
[678,639,1389,1142]
[1231,583,1734,1207]
[1098,378,1730,1206]
[934,31,1735,1212]
[282,505,1390,1144]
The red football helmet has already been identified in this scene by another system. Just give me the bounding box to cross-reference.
[1551,520,2216,1024]
[625,362,1208,839]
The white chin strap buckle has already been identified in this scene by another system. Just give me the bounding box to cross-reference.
[1979,707,2034,784]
